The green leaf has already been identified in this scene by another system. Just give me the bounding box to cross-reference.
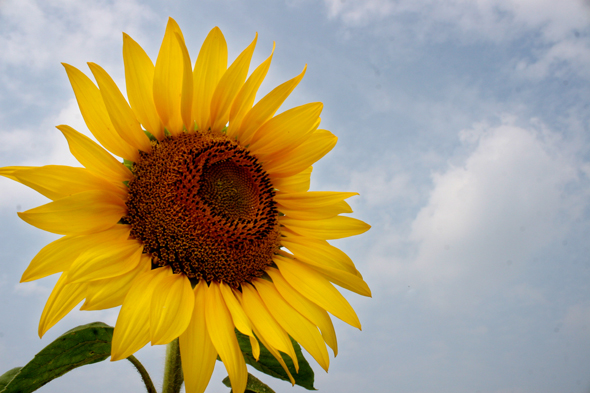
[235,331,316,390]
[0,322,114,393]
[0,368,21,391]
[222,373,276,393]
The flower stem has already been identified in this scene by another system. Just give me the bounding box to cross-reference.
[162,338,184,393]
[127,355,157,393]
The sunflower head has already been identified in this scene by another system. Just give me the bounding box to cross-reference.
[1,17,371,393]
[125,131,281,287]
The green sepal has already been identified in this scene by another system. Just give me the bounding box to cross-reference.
[235,331,316,390]
[0,322,113,393]
[0,368,21,391]
[222,373,276,393]
[143,129,157,141]
[123,158,134,171]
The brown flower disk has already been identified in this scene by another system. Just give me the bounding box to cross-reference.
[125,132,280,288]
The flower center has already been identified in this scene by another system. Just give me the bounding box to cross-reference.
[125,132,280,288]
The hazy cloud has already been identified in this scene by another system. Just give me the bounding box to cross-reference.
[324,0,590,79]
[377,118,587,310]
[0,0,156,70]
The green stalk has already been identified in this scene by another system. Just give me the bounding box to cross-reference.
[162,338,184,393]
[127,355,157,393]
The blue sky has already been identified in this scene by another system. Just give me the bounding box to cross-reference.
[1,1,590,393]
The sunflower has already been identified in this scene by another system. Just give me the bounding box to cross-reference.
[0,18,371,393]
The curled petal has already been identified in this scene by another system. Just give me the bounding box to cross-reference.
[267,268,338,356]
[240,283,299,370]
[38,272,87,337]
[274,255,362,329]
[255,278,330,371]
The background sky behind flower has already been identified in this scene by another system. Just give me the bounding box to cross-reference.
[1,0,589,392]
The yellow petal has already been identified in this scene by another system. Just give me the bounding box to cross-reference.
[249,102,322,158]
[150,273,194,345]
[280,235,359,276]
[205,282,247,393]
[255,278,330,371]
[278,201,352,220]
[21,225,131,282]
[88,62,152,153]
[220,283,260,360]
[66,239,143,284]
[265,129,337,178]
[275,191,357,209]
[18,190,126,235]
[270,167,312,193]
[180,281,218,393]
[226,43,275,140]
[193,27,228,131]
[0,165,126,201]
[240,283,298,370]
[250,324,295,385]
[62,63,138,160]
[274,255,361,329]
[57,125,132,183]
[81,254,151,310]
[237,65,306,145]
[111,267,173,361]
[281,250,370,297]
[38,272,87,337]
[153,18,186,135]
[176,32,194,132]
[279,216,370,240]
[123,33,164,140]
[209,33,257,133]
[275,191,356,220]
[267,268,338,356]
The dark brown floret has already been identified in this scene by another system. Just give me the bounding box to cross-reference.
[125,132,280,288]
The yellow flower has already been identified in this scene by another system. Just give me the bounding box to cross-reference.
[0,18,371,393]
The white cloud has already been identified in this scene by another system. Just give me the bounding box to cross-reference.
[324,0,590,78]
[375,118,586,310]
[0,0,157,70]
[325,0,589,39]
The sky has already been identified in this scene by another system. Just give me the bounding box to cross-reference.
[1,0,589,393]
